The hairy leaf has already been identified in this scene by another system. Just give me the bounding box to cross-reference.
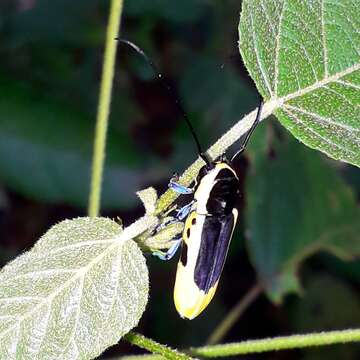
[246,139,360,302]
[239,0,360,167]
[0,217,149,359]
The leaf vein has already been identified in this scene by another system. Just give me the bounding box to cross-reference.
[281,32,319,83]
[326,21,360,56]
[103,246,122,322]
[324,84,359,107]
[0,296,43,303]
[258,0,276,36]
[61,275,85,357]
[280,62,360,102]
[274,0,286,96]
[321,0,328,77]
[0,240,124,343]
[284,7,323,48]
[3,269,77,284]
[284,104,360,134]
[335,79,360,90]
[44,238,116,256]
[32,304,51,357]
[283,107,356,155]
[249,1,274,97]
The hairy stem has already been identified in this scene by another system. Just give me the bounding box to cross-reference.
[140,100,277,251]
[88,0,124,217]
[155,100,277,216]
[124,332,195,360]
[190,328,360,357]
[206,283,263,345]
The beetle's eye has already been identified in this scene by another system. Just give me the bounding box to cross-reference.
[197,165,208,180]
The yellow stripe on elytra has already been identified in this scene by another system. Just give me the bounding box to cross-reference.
[174,259,219,319]
[173,162,239,319]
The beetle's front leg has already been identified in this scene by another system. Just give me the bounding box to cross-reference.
[168,173,194,195]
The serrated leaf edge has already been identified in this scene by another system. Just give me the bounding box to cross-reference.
[0,215,156,348]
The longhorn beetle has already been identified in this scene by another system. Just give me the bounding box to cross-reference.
[119,39,263,319]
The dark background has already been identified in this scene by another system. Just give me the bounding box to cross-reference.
[0,1,359,359]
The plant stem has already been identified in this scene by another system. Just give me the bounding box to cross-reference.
[206,283,263,345]
[155,100,277,216]
[190,328,360,357]
[124,332,195,360]
[88,0,124,217]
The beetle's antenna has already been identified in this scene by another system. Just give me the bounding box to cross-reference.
[231,101,263,161]
[117,39,211,167]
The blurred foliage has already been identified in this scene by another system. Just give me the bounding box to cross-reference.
[246,130,360,303]
[290,274,360,360]
[0,1,359,359]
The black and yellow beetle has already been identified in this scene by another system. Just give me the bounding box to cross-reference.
[167,103,263,319]
[172,161,240,319]
[119,39,263,319]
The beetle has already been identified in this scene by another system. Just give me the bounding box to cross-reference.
[119,39,263,319]
[167,103,263,319]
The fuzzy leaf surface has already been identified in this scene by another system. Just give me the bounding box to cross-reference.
[239,0,360,167]
[0,217,148,359]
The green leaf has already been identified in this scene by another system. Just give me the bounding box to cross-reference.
[246,138,360,302]
[0,217,149,359]
[239,0,360,167]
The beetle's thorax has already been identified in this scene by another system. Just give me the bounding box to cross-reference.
[194,162,239,215]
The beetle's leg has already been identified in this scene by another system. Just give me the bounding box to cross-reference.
[155,197,195,234]
[152,237,182,261]
[154,216,179,233]
[176,200,195,220]
[169,182,193,194]
[168,172,194,194]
